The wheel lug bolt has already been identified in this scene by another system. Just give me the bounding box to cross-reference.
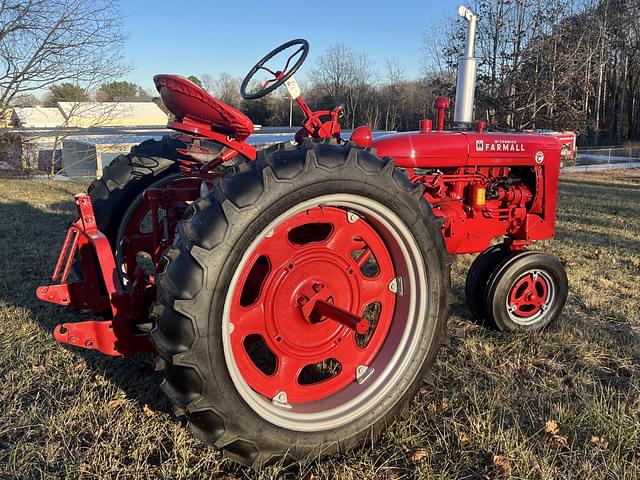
[297,296,308,306]
[312,283,323,293]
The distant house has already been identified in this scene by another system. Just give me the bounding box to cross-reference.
[57,102,168,128]
[2,101,170,172]
[12,107,66,128]
[8,102,168,129]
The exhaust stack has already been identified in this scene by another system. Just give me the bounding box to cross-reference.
[454,5,478,126]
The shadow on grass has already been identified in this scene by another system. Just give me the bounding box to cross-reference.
[0,197,173,417]
[0,194,299,478]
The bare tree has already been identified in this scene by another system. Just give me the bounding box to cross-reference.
[310,43,373,129]
[212,72,242,108]
[0,0,127,110]
[382,58,404,130]
[0,0,127,173]
[200,73,215,93]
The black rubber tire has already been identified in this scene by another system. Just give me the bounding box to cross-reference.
[86,135,188,248]
[465,244,511,322]
[483,251,568,332]
[151,139,451,467]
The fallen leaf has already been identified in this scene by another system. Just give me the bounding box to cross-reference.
[590,436,608,449]
[74,361,87,371]
[492,455,512,475]
[143,404,156,418]
[95,374,109,387]
[107,399,124,411]
[440,398,451,412]
[549,433,568,448]
[544,419,567,448]
[409,449,428,462]
[458,431,470,445]
[545,419,560,435]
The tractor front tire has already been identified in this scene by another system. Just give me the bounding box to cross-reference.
[152,140,451,466]
[484,251,568,332]
[465,244,511,321]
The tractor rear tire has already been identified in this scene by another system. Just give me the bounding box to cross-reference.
[151,140,451,467]
[87,135,187,249]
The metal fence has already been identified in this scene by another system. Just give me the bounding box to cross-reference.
[565,146,640,172]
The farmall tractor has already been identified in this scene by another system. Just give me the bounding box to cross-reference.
[37,7,568,467]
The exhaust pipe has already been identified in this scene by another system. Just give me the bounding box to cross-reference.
[454,5,478,126]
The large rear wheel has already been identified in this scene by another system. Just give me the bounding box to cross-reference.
[86,135,188,281]
[152,140,451,466]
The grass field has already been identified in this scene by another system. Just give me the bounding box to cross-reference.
[0,170,638,479]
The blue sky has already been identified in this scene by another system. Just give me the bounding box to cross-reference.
[121,0,461,94]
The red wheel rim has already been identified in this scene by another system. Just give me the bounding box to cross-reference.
[229,206,397,403]
[507,270,551,319]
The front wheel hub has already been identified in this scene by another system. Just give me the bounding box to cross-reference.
[507,269,554,323]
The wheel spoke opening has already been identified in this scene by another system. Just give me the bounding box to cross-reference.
[298,358,341,385]
[356,301,381,348]
[240,255,271,307]
[243,334,277,376]
[351,243,380,278]
[513,281,529,300]
[287,222,333,245]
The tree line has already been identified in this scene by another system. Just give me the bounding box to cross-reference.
[199,0,638,145]
[426,0,640,146]
[3,0,636,146]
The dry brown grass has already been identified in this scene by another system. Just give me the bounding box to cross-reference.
[0,170,638,479]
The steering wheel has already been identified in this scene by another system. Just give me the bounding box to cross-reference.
[240,39,309,100]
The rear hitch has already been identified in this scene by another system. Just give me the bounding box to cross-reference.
[36,194,153,357]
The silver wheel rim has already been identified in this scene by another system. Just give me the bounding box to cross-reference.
[505,269,556,326]
[221,193,431,432]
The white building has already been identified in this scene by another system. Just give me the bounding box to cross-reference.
[12,107,66,128]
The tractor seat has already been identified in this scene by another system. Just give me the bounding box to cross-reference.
[154,74,253,141]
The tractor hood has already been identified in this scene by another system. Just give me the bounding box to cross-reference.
[372,130,561,170]
[373,131,469,168]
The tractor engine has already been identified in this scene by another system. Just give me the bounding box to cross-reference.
[372,126,560,254]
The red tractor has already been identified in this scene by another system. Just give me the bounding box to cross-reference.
[37,8,567,467]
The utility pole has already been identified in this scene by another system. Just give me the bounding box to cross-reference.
[289,94,293,127]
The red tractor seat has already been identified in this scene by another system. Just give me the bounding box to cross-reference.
[154,74,254,141]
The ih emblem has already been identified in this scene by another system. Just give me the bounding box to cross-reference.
[476,139,484,151]
[535,151,545,164]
